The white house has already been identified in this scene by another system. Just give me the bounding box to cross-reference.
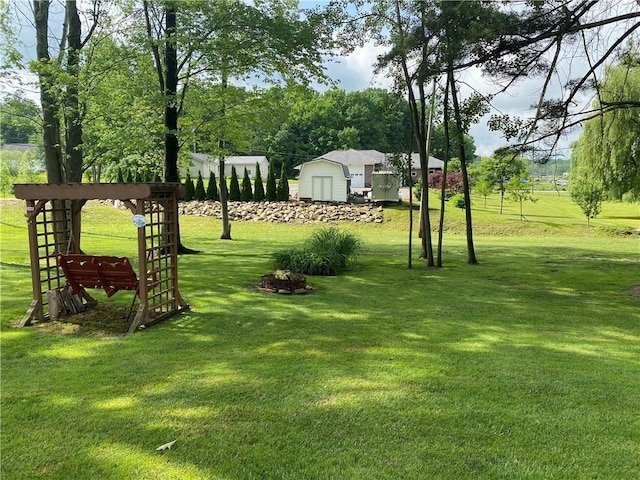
[188,153,268,179]
[297,158,351,202]
[313,149,386,188]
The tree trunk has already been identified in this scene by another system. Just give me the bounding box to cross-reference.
[219,155,232,239]
[218,71,232,240]
[64,0,83,183]
[448,71,478,265]
[162,1,197,254]
[164,1,178,182]
[34,0,63,184]
[436,74,451,268]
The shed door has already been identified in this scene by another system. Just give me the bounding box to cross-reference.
[312,176,333,201]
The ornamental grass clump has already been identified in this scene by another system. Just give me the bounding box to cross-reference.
[272,227,362,275]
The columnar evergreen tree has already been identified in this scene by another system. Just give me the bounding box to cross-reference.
[266,162,277,201]
[184,173,195,201]
[206,171,219,200]
[277,164,289,201]
[229,166,241,201]
[194,171,206,200]
[240,167,253,201]
[253,162,265,201]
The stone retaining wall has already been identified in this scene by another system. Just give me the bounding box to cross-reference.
[177,200,384,224]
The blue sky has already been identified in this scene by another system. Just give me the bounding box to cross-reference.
[8,0,634,159]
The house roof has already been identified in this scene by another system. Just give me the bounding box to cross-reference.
[315,149,386,166]
[0,143,37,153]
[407,153,444,170]
[299,158,351,179]
[190,153,267,165]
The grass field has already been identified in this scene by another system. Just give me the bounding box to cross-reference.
[1,192,639,479]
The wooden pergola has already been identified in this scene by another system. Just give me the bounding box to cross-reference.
[14,183,188,333]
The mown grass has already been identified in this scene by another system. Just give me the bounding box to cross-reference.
[1,194,639,479]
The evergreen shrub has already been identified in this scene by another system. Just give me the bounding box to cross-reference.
[194,171,206,200]
[241,167,253,201]
[229,166,241,201]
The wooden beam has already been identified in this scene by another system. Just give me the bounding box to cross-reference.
[14,183,181,201]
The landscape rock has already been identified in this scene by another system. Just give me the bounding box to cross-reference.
[175,200,384,224]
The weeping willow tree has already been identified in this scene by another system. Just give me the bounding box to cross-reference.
[570,52,640,201]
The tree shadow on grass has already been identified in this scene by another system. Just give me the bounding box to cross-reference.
[2,241,639,478]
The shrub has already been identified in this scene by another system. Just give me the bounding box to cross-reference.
[241,167,253,201]
[184,174,195,201]
[272,227,363,276]
[277,164,289,201]
[266,163,277,201]
[194,171,206,200]
[229,166,241,201]
[450,193,466,209]
[428,171,464,199]
[206,171,219,200]
[254,162,265,201]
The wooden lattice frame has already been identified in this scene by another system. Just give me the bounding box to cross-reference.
[14,183,188,333]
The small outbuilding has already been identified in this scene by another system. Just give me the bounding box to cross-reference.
[297,158,351,202]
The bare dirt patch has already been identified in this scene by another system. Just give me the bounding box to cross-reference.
[27,303,133,337]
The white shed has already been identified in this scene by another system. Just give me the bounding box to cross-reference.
[297,158,351,202]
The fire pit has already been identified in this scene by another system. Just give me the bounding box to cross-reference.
[259,270,312,294]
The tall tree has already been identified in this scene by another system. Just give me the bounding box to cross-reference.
[0,94,40,144]
[475,150,529,214]
[139,0,335,240]
[29,0,104,183]
[569,52,640,201]
[33,0,63,183]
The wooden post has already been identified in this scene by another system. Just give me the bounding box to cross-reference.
[129,199,149,333]
[20,200,45,326]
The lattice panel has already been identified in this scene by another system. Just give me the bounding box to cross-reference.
[144,191,178,319]
[34,200,72,313]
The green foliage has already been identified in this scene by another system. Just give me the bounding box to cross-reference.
[272,227,363,275]
[206,171,219,201]
[241,167,253,201]
[263,88,421,174]
[184,174,195,201]
[474,178,494,206]
[569,54,640,201]
[277,164,289,201]
[229,166,241,201]
[115,168,124,183]
[253,162,265,201]
[449,193,466,209]
[570,179,604,226]
[194,171,206,200]
[0,93,40,144]
[266,162,277,201]
[474,153,529,213]
[506,176,537,220]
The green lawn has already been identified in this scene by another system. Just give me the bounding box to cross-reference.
[1,194,639,479]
